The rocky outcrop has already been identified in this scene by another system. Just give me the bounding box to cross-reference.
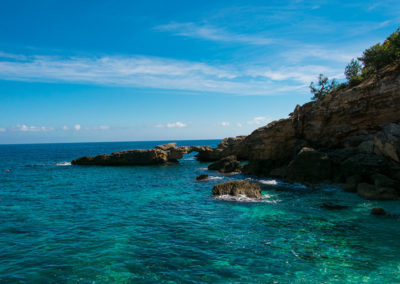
[71,149,170,166]
[237,64,400,200]
[286,147,332,183]
[208,155,242,173]
[196,136,247,162]
[357,183,398,200]
[72,143,213,166]
[212,181,261,199]
[196,174,209,181]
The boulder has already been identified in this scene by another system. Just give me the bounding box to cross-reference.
[340,153,391,178]
[208,155,242,173]
[196,174,209,181]
[341,175,361,193]
[357,183,399,200]
[212,181,261,199]
[358,140,374,154]
[373,124,400,162]
[371,208,387,216]
[373,173,398,189]
[320,203,349,210]
[269,166,287,178]
[286,147,331,183]
[155,142,177,151]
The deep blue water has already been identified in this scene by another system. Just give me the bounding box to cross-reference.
[1,140,400,283]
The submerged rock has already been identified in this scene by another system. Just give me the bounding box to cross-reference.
[341,175,361,193]
[320,203,349,210]
[208,155,242,173]
[196,174,209,181]
[371,208,387,216]
[212,181,261,199]
[357,183,399,200]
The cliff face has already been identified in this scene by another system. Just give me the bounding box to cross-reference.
[232,64,400,200]
[244,64,400,171]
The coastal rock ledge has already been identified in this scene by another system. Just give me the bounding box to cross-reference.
[71,143,212,165]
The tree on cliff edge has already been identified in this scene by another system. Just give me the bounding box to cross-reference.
[309,74,337,101]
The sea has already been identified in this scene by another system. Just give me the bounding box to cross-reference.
[1,140,400,283]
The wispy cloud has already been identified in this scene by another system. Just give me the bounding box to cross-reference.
[155,22,274,45]
[10,124,54,132]
[90,125,110,130]
[0,128,6,132]
[220,122,230,127]
[167,122,187,128]
[155,122,187,128]
[0,50,347,96]
[74,124,81,131]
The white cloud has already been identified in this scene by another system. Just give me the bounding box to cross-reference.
[74,124,81,131]
[0,128,6,132]
[88,125,110,130]
[11,124,54,132]
[249,65,345,84]
[155,22,274,46]
[247,116,271,125]
[237,123,243,127]
[62,125,69,130]
[0,50,347,96]
[154,122,187,128]
[166,122,187,128]
[220,122,230,127]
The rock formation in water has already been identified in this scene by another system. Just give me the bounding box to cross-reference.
[208,155,242,173]
[212,181,262,199]
[71,143,212,165]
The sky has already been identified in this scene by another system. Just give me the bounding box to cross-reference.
[0,0,399,144]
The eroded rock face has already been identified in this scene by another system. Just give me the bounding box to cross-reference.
[208,155,242,173]
[212,181,261,199]
[286,147,332,183]
[195,136,247,162]
[243,65,400,180]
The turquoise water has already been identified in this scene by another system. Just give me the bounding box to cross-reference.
[1,140,400,283]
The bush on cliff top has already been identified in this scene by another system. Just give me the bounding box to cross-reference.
[310,27,399,100]
[359,27,400,75]
[309,74,337,101]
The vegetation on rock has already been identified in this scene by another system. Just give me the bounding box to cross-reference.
[310,27,400,100]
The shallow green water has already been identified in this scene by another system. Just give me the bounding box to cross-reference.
[0,141,399,283]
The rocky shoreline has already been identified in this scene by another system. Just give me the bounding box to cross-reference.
[72,64,400,202]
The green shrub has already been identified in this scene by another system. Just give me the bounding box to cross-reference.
[348,75,363,87]
[359,28,400,74]
[345,59,362,80]
[309,74,337,101]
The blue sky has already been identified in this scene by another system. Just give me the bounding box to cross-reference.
[0,0,399,144]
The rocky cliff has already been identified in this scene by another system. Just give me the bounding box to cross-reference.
[226,64,400,200]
